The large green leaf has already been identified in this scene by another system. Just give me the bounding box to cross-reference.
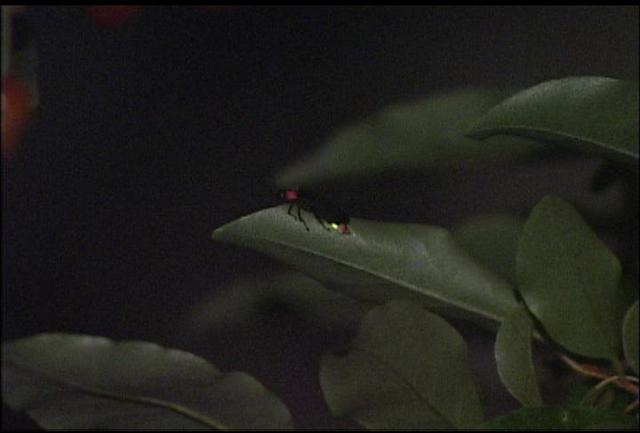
[516,195,623,359]
[622,301,639,374]
[276,89,542,188]
[320,300,483,429]
[212,205,518,329]
[453,213,525,286]
[467,77,639,165]
[2,333,293,430]
[484,406,637,430]
[495,305,543,407]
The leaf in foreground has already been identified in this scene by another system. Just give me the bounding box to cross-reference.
[467,77,639,165]
[320,300,483,429]
[495,304,543,407]
[516,195,623,359]
[2,333,292,430]
[622,301,639,374]
[212,205,517,329]
[276,89,542,188]
[484,406,637,430]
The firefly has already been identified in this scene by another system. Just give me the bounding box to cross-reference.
[278,188,351,234]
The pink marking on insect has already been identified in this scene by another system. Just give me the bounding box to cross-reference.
[336,223,350,234]
[285,189,299,201]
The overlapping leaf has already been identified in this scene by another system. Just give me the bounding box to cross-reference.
[495,305,543,407]
[468,77,639,165]
[320,300,483,429]
[2,333,293,430]
[516,195,624,359]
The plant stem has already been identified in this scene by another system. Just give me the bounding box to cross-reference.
[559,354,639,397]
[624,399,639,414]
[579,375,624,406]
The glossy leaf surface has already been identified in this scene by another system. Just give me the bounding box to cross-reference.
[468,77,639,165]
[213,205,518,328]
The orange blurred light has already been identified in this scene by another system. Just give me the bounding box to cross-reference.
[2,75,32,160]
[84,5,144,27]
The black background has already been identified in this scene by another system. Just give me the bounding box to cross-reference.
[2,5,638,430]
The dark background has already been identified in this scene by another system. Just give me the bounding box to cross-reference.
[2,5,638,430]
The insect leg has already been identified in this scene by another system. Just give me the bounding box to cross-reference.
[313,213,330,231]
[297,205,309,231]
